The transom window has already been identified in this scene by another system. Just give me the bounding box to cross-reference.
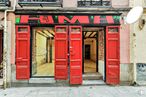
[78,0,111,7]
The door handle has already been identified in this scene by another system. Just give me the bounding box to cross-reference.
[70,51,75,56]
[70,46,75,56]
[70,46,73,52]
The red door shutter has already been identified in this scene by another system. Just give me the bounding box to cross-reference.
[106,26,120,85]
[16,26,30,80]
[69,26,82,84]
[55,26,68,79]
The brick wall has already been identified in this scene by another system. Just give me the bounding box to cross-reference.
[98,31,104,61]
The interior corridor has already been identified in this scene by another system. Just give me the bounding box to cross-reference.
[83,27,105,80]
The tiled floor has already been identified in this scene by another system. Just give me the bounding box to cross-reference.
[34,61,54,76]
[84,60,96,73]
[34,59,96,76]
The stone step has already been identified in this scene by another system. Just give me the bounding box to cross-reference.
[0,79,3,85]
[29,78,56,84]
[83,73,103,80]
[83,80,106,85]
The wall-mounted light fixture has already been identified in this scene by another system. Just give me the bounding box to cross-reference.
[138,19,145,30]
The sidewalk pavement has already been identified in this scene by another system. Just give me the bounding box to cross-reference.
[0,86,146,97]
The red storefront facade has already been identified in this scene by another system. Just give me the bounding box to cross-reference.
[15,14,120,85]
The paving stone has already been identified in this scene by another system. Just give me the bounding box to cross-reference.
[0,86,146,97]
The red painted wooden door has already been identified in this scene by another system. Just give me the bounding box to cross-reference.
[16,26,30,79]
[55,26,68,79]
[0,31,3,65]
[106,26,120,85]
[69,26,82,84]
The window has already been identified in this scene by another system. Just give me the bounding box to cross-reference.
[78,0,111,7]
[19,0,58,2]
[108,27,119,33]
[18,27,28,32]
[0,0,10,6]
[18,0,62,7]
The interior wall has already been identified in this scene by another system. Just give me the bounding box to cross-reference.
[47,39,55,63]
[32,30,37,74]
[98,30,105,76]
[84,38,96,62]
[36,32,47,65]
[98,31,104,61]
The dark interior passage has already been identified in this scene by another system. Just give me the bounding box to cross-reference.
[85,45,90,59]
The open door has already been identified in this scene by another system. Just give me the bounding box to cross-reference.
[69,26,82,84]
[55,26,68,79]
[106,26,120,85]
[16,26,30,79]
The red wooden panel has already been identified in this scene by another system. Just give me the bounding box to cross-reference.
[0,31,3,64]
[94,16,100,24]
[55,26,68,79]
[69,26,82,84]
[20,15,29,23]
[16,26,30,79]
[106,26,120,85]
[39,16,54,24]
[106,16,114,24]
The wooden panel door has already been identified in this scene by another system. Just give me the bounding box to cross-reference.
[106,26,120,85]
[16,26,30,79]
[69,26,82,84]
[55,26,68,79]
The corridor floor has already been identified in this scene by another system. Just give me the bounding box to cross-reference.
[84,60,96,73]
[34,61,54,76]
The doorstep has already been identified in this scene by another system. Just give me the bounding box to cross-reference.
[0,78,3,85]
[83,80,106,86]
[29,78,56,84]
